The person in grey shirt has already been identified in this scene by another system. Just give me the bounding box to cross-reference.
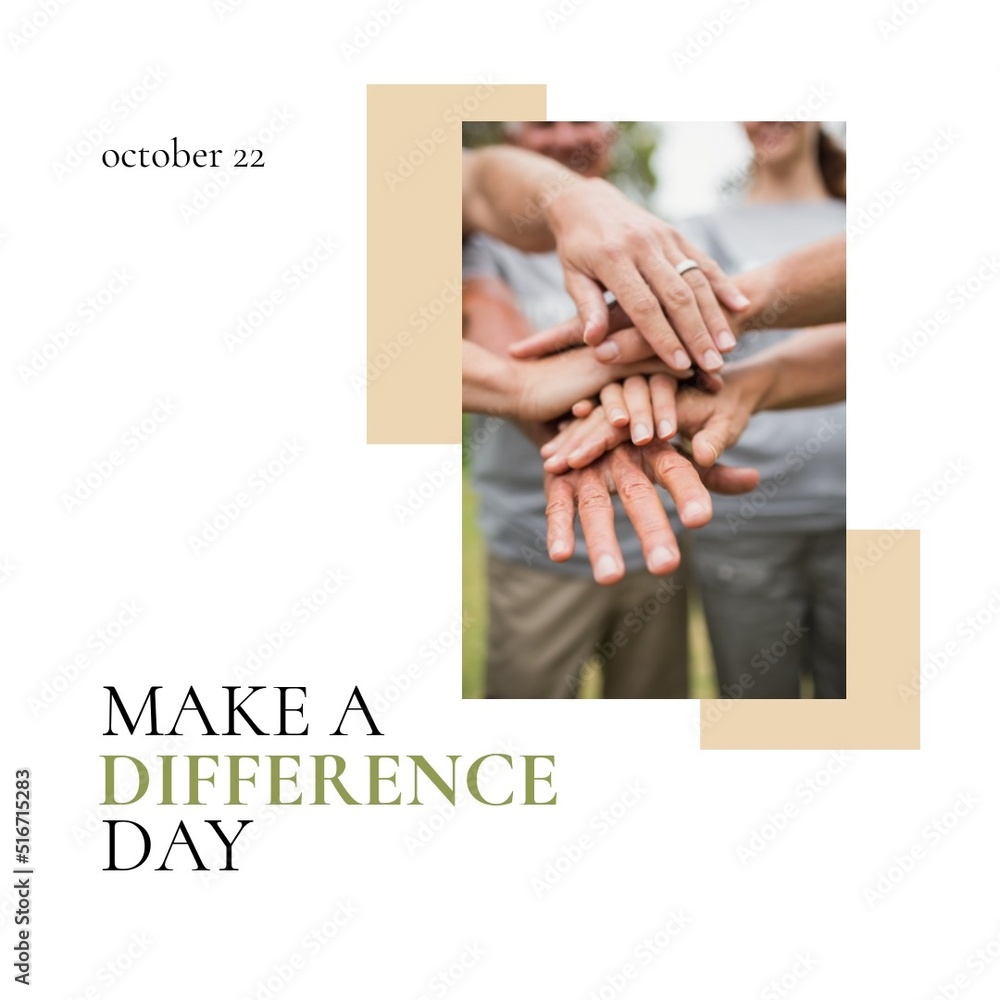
[677,122,846,699]
[463,122,690,699]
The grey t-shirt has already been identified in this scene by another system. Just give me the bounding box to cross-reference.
[677,199,846,536]
[462,234,660,576]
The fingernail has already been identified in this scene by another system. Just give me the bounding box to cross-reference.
[595,554,620,582]
[551,539,570,558]
[595,342,620,362]
[732,293,751,309]
[583,324,600,345]
[649,545,676,572]
[671,350,691,370]
[717,330,737,350]
[609,408,628,426]
[684,500,708,521]
[703,349,724,371]
[657,419,673,439]
[632,423,652,444]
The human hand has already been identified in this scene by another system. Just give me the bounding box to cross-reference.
[510,346,690,423]
[544,441,760,584]
[542,178,749,371]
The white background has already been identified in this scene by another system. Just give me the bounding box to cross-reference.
[3,1,1000,998]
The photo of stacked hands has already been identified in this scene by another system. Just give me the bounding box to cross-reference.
[461,122,846,700]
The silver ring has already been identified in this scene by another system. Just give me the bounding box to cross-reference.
[675,258,701,276]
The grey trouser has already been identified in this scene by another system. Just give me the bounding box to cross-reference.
[484,554,689,699]
[686,530,846,699]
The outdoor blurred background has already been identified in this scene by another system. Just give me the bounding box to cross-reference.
[461,122,845,698]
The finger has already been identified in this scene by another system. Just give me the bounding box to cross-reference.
[542,415,597,473]
[564,416,629,471]
[699,463,760,495]
[648,373,677,440]
[679,263,736,357]
[644,440,714,528]
[508,315,584,358]
[544,475,577,561]
[609,448,680,575]
[691,411,733,467]
[598,260,692,370]
[599,383,629,426]
[595,328,692,378]
[576,466,625,584]
[622,376,654,445]
[564,268,610,346]
[640,255,721,373]
[572,398,596,418]
[679,235,751,316]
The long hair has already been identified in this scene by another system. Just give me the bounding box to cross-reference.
[817,128,846,199]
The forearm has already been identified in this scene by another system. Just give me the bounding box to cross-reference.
[726,324,846,412]
[735,235,846,334]
[462,339,519,416]
[462,147,581,251]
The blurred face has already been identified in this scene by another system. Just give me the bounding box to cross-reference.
[742,121,820,168]
[509,121,616,178]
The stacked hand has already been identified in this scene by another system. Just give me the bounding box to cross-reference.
[545,440,759,585]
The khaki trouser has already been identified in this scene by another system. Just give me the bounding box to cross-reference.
[484,554,689,699]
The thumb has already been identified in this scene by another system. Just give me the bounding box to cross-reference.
[691,413,732,467]
[564,268,609,345]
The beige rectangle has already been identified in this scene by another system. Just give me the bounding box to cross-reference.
[701,529,920,749]
[367,84,546,443]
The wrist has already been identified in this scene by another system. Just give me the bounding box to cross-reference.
[543,174,604,239]
[726,359,775,417]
